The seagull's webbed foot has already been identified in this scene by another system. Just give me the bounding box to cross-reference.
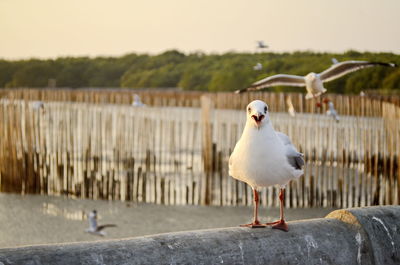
[240,220,266,228]
[267,220,288,232]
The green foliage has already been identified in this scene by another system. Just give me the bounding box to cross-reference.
[6,59,60,87]
[0,50,399,93]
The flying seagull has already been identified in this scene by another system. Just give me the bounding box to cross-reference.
[85,210,116,236]
[253,62,263,71]
[331,58,339,65]
[235,60,397,99]
[256,41,268,49]
[229,100,304,231]
[325,100,340,122]
[132,94,146,107]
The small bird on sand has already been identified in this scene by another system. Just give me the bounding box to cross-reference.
[235,60,397,99]
[85,210,116,236]
[229,100,304,231]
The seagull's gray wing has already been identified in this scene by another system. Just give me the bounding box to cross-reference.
[235,74,305,94]
[96,224,117,231]
[276,132,291,145]
[276,132,304,170]
[285,145,305,170]
[319,60,397,83]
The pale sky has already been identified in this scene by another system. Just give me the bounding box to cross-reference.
[1,0,399,59]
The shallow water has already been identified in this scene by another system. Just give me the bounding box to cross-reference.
[0,193,336,248]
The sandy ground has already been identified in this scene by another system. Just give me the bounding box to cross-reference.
[0,193,336,248]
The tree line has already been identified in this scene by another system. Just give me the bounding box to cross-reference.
[0,50,399,93]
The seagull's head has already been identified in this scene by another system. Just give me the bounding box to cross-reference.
[306,72,318,81]
[90,210,97,219]
[246,100,269,129]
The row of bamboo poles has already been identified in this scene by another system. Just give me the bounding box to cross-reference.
[0,96,398,207]
[1,88,400,117]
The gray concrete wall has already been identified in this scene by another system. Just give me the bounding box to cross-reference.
[0,206,398,265]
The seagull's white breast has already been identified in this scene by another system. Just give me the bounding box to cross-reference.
[229,125,299,188]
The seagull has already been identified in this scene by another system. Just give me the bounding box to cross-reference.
[286,96,296,117]
[32,101,44,110]
[132,94,146,107]
[256,41,268,49]
[331,58,339,64]
[229,100,304,231]
[325,100,340,122]
[235,60,397,99]
[85,210,116,236]
[253,62,263,71]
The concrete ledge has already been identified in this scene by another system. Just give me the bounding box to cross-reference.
[0,206,399,265]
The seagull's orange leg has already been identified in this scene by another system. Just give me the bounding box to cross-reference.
[240,188,266,228]
[266,188,289,232]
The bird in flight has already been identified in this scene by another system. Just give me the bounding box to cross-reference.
[236,60,397,99]
[256,41,268,49]
[324,99,340,123]
[253,62,263,71]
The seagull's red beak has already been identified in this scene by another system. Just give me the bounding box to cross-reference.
[252,114,264,127]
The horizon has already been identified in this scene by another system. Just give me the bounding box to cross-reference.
[1,48,398,62]
[1,0,399,60]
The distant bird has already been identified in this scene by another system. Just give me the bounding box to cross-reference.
[286,96,296,117]
[132,94,146,107]
[256,41,268,49]
[325,100,340,122]
[85,210,116,236]
[229,100,304,231]
[235,60,397,99]
[359,91,366,97]
[32,101,44,110]
[253,62,263,71]
[331,58,339,64]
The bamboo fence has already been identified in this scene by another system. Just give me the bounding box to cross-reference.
[1,88,400,116]
[0,95,398,208]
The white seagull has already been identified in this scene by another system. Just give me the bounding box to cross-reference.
[256,41,268,49]
[132,94,146,107]
[326,101,340,123]
[229,100,304,231]
[253,62,263,71]
[32,101,44,110]
[85,210,116,236]
[331,58,339,65]
[235,60,397,99]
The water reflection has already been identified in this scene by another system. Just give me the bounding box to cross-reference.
[41,203,89,221]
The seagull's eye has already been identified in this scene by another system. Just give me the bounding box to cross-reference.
[248,107,251,113]
[264,106,268,113]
